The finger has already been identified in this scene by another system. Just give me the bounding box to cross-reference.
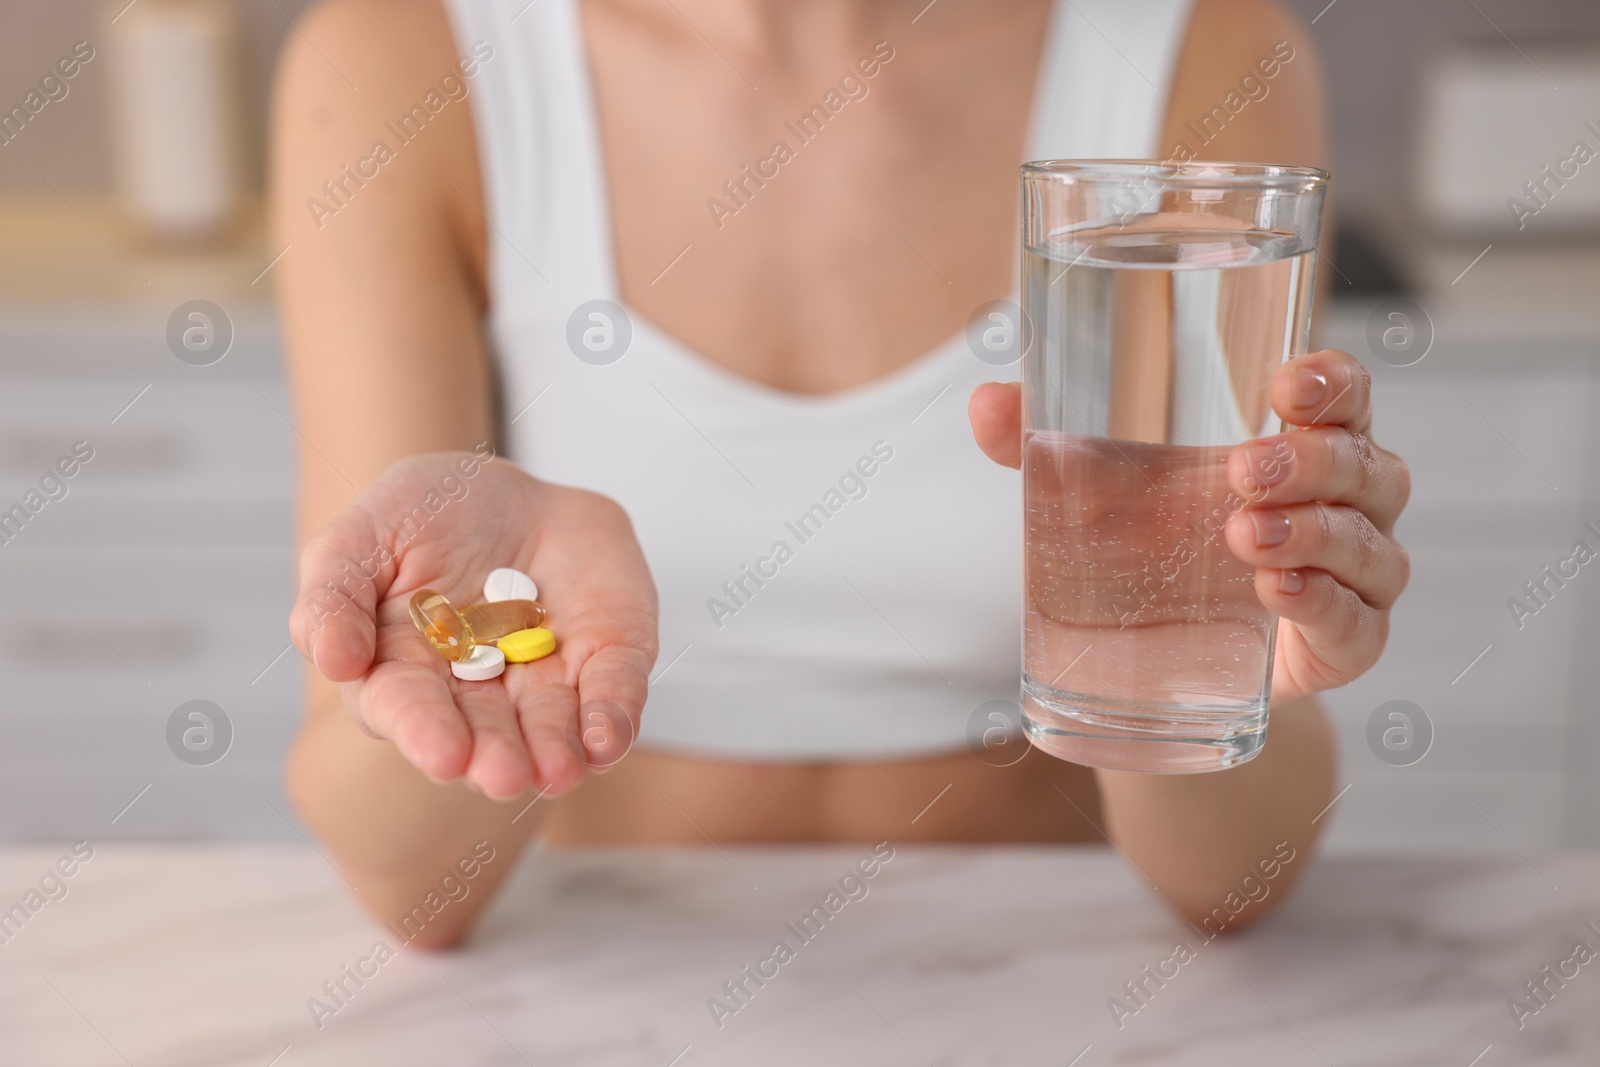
[1270,350,1372,432]
[1227,427,1410,533]
[512,681,586,797]
[1256,567,1388,693]
[455,686,536,799]
[1223,503,1409,610]
[289,507,396,682]
[575,644,651,769]
[969,382,1022,469]
[358,658,472,782]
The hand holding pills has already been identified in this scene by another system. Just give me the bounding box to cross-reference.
[288,453,659,800]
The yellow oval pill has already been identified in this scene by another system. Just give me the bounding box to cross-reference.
[497,627,556,663]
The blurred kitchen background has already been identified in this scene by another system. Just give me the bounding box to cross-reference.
[0,0,1596,849]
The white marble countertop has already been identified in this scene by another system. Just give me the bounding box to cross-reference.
[1,845,1597,1065]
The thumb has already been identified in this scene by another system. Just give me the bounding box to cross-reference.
[288,506,394,682]
[969,381,1022,469]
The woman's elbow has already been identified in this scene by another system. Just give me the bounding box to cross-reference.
[1169,890,1285,937]
[1163,852,1311,935]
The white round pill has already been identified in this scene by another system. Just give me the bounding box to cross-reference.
[450,644,505,682]
[483,567,538,603]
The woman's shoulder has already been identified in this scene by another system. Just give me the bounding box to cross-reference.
[278,0,464,96]
[1181,0,1316,50]
[272,0,482,193]
[270,0,487,296]
[1162,0,1327,168]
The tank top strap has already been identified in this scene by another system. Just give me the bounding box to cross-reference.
[444,0,617,313]
[1027,0,1198,162]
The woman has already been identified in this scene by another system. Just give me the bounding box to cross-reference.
[272,0,1410,948]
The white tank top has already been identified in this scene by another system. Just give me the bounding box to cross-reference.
[443,0,1196,759]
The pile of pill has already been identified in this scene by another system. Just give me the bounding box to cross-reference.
[407,567,556,682]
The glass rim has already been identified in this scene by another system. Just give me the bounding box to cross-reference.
[1022,158,1329,190]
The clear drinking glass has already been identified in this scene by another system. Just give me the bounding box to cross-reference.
[1019,160,1328,773]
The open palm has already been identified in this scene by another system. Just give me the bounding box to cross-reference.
[288,452,658,798]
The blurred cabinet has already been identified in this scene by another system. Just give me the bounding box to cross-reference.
[0,302,303,841]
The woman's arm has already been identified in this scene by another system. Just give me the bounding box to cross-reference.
[968,0,1405,927]
[270,0,535,946]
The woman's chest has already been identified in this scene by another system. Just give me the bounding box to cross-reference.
[578,3,1052,395]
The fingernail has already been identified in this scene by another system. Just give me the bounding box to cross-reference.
[1250,510,1292,548]
[1278,568,1306,595]
[1291,367,1328,409]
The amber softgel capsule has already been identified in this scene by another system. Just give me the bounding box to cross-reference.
[460,599,546,641]
[408,589,475,662]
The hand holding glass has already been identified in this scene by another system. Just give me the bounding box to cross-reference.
[1019,160,1328,773]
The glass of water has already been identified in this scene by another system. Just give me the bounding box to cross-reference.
[1019,160,1328,773]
